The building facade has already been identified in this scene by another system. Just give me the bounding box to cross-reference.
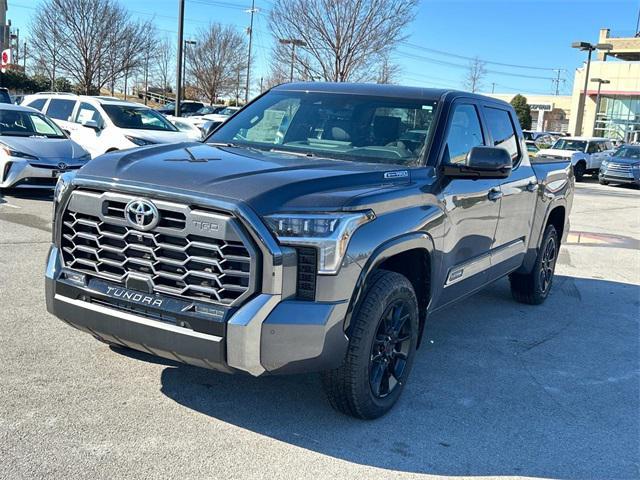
[569,28,640,141]
[488,93,572,133]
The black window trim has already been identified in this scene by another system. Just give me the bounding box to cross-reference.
[480,103,523,170]
[436,99,487,170]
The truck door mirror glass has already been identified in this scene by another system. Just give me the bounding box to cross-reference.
[443,146,512,179]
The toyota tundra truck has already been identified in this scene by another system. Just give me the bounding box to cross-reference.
[46,83,573,419]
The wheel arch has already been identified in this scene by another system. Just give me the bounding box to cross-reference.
[345,232,435,348]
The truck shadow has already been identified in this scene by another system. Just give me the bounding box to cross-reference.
[153,275,639,479]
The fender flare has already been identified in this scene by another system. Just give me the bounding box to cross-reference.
[344,231,436,344]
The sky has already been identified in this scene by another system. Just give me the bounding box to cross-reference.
[6,0,640,96]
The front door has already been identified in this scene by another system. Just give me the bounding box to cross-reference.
[434,102,503,309]
[67,102,106,158]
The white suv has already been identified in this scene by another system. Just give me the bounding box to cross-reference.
[21,93,193,158]
[536,136,615,181]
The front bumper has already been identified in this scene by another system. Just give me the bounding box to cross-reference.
[45,245,349,376]
[1,160,82,189]
[599,168,640,185]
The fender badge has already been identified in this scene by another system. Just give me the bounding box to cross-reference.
[384,170,409,179]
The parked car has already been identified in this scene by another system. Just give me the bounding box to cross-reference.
[523,130,558,149]
[0,104,90,189]
[165,115,204,141]
[46,83,573,419]
[180,106,241,135]
[184,105,226,118]
[10,94,24,105]
[536,136,615,181]
[526,140,540,158]
[156,100,205,117]
[0,87,12,104]
[599,144,640,187]
[21,93,194,158]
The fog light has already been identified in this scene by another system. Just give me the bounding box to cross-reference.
[63,270,86,286]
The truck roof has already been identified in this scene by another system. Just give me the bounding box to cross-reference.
[273,82,508,105]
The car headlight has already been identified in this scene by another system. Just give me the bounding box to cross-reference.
[125,135,156,146]
[632,163,640,171]
[601,159,609,167]
[264,211,375,274]
[0,145,38,160]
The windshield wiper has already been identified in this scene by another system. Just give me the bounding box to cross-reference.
[269,148,315,158]
[208,142,238,147]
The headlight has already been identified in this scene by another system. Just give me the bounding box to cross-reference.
[125,135,156,146]
[632,163,640,171]
[601,159,609,167]
[264,211,375,274]
[52,171,76,239]
[0,145,38,160]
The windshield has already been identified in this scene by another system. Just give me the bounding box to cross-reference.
[552,139,587,152]
[613,146,640,159]
[219,107,239,116]
[102,105,178,132]
[0,109,66,138]
[210,91,438,166]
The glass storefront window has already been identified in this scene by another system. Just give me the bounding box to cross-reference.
[594,95,640,142]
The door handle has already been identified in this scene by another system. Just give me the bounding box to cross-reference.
[488,188,502,202]
[526,182,539,192]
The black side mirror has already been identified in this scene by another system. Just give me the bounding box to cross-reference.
[443,146,512,179]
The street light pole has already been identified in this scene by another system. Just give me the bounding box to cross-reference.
[244,0,256,103]
[279,38,306,82]
[175,0,185,117]
[182,40,196,100]
[571,41,612,136]
[591,78,610,136]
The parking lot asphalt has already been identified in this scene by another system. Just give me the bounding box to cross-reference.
[1,180,638,480]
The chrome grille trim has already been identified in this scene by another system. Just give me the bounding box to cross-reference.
[60,190,258,306]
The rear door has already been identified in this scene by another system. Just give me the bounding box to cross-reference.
[45,98,77,131]
[434,101,503,308]
[482,104,538,279]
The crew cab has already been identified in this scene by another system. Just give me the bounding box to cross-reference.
[46,83,573,419]
[536,136,614,181]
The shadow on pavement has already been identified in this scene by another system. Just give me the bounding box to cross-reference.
[0,189,54,202]
[152,275,639,478]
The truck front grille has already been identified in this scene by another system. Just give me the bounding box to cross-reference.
[59,190,258,306]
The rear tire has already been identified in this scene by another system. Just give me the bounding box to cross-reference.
[510,224,559,305]
[573,162,586,182]
[599,179,609,185]
[321,270,419,419]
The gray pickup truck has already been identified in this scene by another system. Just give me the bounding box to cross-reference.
[46,83,574,419]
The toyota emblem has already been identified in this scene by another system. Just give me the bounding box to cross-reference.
[125,199,159,231]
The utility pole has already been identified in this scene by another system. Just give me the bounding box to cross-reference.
[235,68,240,105]
[491,82,495,94]
[143,49,150,105]
[244,0,256,103]
[551,69,564,96]
[22,41,26,71]
[182,40,196,100]
[175,0,185,117]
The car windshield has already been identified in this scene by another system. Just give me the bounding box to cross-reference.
[102,104,178,131]
[210,91,438,166]
[0,109,66,138]
[196,106,216,115]
[161,102,175,110]
[219,107,238,116]
[612,146,640,159]
[552,139,587,152]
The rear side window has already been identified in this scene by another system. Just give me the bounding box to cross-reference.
[443,104,484,166]
[483,107,520,165]
[26,98,47,112]
[46,99,76,121]
[587,142,599,154]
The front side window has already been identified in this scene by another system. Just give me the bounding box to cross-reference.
[46,99,76,121]
[484,106,519,165]
[442,104,484,166]
[587,142,599,154]
[101,104,178,131]
[74,102,103,127]
[0,109,66,138]
[211,91,438,166]
[612,146,640,159]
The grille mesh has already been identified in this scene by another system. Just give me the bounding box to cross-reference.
[60,208,253,306]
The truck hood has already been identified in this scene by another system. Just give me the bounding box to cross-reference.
[76,142,415,214]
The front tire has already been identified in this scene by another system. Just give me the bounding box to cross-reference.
[321,270,419,419]
[573,161,586,182]
[599,179,609,185]
[510,224,559,305]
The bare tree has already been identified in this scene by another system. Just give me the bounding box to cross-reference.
[376,54,400,84]
[154,36,174,97]
[30,0,152,94]
[268,0,417,82]
[463,56,487,93]
[188,23,247,104]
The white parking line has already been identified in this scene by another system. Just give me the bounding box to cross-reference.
[0,202,21,209]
